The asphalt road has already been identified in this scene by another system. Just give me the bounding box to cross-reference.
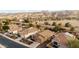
[0,35,28,48]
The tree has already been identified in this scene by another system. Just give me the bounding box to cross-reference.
[52,22,56,26]
[29,23,34,27]
[76,35,79,40]
[0,23,2,32]
[24,20,29,23]
[70,27,75,32]
[13,17,17,21]
[2,20,9,25]
[68,39,79,48]
[23,17,30,23]
[2,25,9,32]
[65,22,71,27]
[44,22,49,25]
[35,22,38,25]
[44,27,49,30]
[52,26,61,32]
[44,19,47,21]
[36,24,41,29]
[2,19,9,32]
[58,23,62,27]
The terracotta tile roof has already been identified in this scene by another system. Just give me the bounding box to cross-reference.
[9,24,22,32]
[35,30,55,43]
[38,30,55,39]
[56,33,68,45]
[19,27,39,36]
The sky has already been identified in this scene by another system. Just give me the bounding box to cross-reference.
[0,0,79,12]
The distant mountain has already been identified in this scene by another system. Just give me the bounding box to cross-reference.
[0,10,79,17]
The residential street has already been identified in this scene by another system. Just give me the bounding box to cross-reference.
[0,35,28,48]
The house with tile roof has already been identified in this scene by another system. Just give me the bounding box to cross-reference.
[8,24,22,34]
[50,32,76,48]
[33,30,55,43]
[19,27,40,38]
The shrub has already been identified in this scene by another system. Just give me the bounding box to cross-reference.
[52,22,56,26]
[44,22,49,25]
[65,22,71,27]
[70,27,75,32]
